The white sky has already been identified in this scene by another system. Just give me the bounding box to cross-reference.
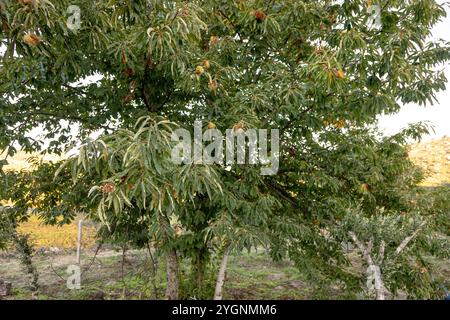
[377,4,450,140]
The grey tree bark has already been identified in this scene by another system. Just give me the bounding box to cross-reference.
[214,245,230,300]
[349,222,426,300]
[165,248,179,300]
[349,232,385,300]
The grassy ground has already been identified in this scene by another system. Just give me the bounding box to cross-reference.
[225,253,316,300]
[2,217,319,299]
[6,216,318,300]
[0,248,318,300]
[0,216,447,300]
[1,246,447,300]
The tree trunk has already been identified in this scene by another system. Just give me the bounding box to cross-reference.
[193,246,208,290]
[146,244,159,299]
[374,268,385,300]
[165,248,179,300]
[367,264,385,300]
[349,232,386,300]
[195,259,205,289]
[214,246,230,300]
[11,232,39,292]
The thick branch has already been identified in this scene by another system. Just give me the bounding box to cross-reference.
[394,221,426,258]
[348,231,375,266]
[349,231,385,300]
[378,240,385,264]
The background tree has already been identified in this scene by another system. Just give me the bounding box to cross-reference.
[281,126,449,299]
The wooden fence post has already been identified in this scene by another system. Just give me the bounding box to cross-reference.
[76,219,83,265]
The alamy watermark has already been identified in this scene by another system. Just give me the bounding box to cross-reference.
[171,120,279,175]
[367,4,382,30]
[366,265,382,292]
[66,5,81,31]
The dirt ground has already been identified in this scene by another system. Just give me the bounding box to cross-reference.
[0,248,324,300]
[0,247,448,300]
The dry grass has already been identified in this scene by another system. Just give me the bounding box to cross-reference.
[17,216,97,249]
[408,136,450,186]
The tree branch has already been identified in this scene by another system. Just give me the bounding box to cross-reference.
[394,221,426,258]
[378,240,385,264]
[348,231,375,266]
[349,231,386,300]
